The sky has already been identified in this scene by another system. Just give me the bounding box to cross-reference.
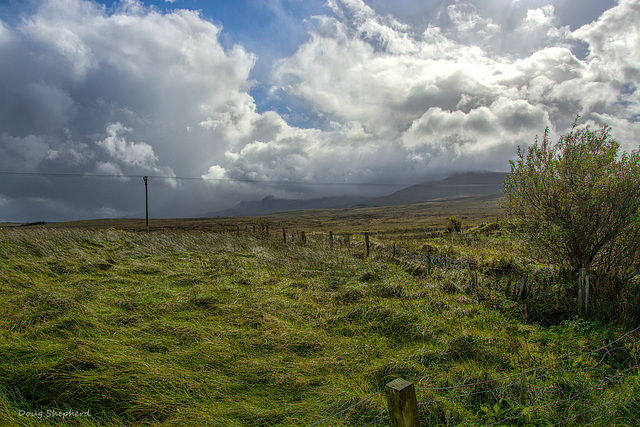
[0,0,639,222]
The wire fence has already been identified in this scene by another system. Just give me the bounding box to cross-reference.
[305,325,640,427]
[306,391,385,427]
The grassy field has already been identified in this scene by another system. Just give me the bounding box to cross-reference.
[25,195,504,233]
[1,210,639,425]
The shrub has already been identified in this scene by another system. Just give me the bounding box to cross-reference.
[501,119,640,317]
[446,216,463,233]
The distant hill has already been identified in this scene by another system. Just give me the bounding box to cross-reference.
[204,171,507,217]
[365,171,507,206]
[205,195,370,217]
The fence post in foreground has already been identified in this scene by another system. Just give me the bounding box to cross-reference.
[329,231,333,249]
[385,378,420,427]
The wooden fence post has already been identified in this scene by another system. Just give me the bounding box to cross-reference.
[585,271,589,314]
[282,227,286,243]
[578,268,589,315]
[301,231,306,244]
[517,273,528,300]
[385,378,420,427]
[365,232,370,257]
[329,231,333,249]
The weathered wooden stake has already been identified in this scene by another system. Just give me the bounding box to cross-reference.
[469,267,478,290]
[282,227,286,243]
[301,231,306,244]
[385,378,420,427]
[585,272,589,314]
[365,232,370,257]
[393,242,396,258]
[578,268,589,315]
[578,270,584,314]
[329,231,333,249]
[517,274,528,300]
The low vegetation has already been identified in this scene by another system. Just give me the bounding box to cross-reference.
[502,121,640,319]
[1,225,638,426]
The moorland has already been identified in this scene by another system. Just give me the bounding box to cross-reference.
[1,196,638,426]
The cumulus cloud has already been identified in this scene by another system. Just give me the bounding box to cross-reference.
[97,122,159,169]
[0,0,638,221]
[267,0,638,175]
[574,0,640,84]
[0,0,255,219]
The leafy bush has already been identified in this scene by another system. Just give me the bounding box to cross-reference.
[446,215,463,233]
[502,119,640,316]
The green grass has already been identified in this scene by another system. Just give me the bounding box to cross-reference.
[0,227,638,426]
[38,194,503,233]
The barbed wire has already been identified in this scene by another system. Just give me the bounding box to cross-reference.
[306,390,384,427]
[580,392,629,427]
[417,325,640,396]
[485,362,638,426]
[304,326,638,427]
[358,414,389,427]
[414,326,639,426]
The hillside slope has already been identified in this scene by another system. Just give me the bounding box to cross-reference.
[206,171,507,217]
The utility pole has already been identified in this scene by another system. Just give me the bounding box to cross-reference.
[143,176,149,231]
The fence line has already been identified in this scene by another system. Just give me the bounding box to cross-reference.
[417,324,640,395]
[305,325,639,427]
[414,328,639,427]
[485,362,638,427]
[219,225,637,425]
[306,391,384,427]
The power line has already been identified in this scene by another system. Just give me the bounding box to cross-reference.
[0,170,405,187]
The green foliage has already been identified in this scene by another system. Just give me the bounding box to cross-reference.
[253,216,268,234]
[501,119,640,313]
[446,215,462,233]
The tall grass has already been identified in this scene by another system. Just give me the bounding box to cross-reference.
[0,228,637,426]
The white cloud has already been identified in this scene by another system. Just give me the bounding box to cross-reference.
[0,0,637,221]
[574,0,640,84]
[95,161,128,181]
[1,0,254,209]
[96,122,158,169]
[202,165,227,181]
[260,0,637,185]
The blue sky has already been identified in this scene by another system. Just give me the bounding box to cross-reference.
[0,0,639,221]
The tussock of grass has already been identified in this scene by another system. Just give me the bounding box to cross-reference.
[0,228,638,426]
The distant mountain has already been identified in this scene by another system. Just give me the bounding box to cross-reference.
[204,171,508,217]
[365,171,507,206]
[204,195,370,217]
